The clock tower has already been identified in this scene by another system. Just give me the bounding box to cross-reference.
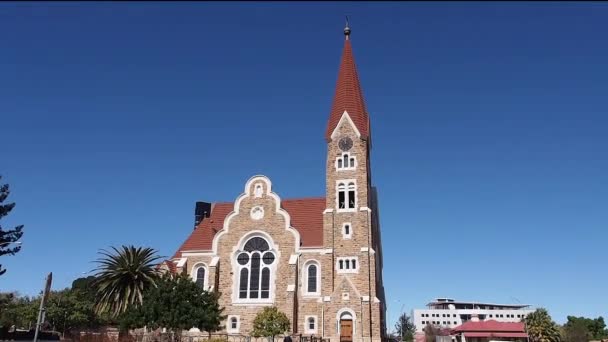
[321,23,386,342]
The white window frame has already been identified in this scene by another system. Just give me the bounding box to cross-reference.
[305,315,318,334]
[190,263,209,290]
[303,260,321,297]
[335,152,356,171]
[227,315,240,334]
[336,179,357,212]
[336,257,359,274]
[342,222,353,239]
[232,234,278,305]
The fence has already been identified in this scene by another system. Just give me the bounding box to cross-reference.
[73,332,330,342]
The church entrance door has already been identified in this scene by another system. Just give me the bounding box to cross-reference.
[340,319,353,342]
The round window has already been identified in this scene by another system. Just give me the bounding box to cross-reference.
[262,252,275,265]
[237,253,249,265]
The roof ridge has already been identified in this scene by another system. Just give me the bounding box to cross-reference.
[325,35,370,141]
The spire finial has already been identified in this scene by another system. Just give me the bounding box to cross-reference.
[344,16,351,40]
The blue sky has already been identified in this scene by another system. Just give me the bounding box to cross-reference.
[1,2,607,326]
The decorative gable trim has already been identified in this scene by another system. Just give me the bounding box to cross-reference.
[330,111,361,141]
[211,175,301,254]
[329,275,362,300]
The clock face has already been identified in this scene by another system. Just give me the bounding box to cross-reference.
[338,137,353,151]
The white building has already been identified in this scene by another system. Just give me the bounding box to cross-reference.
[413,298,533,333]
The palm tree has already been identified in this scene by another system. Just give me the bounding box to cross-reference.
[524,308,562,342]
[92,245,162,317]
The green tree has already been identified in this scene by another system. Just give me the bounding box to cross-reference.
[0,292,38,330]
[562,318,589,342]
[524,308,561,342]
[395,312,415,342]
[252,306,290,340]
[44,286,106,336]
[119,272,225,339]
[92,245,162,317]
[0,176,24,276]
[564,316,608,340]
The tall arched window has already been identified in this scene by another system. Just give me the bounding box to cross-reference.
[192,264,207,288]
[304,261,320,295]
[236,236,276,300]
[337,180,357,211]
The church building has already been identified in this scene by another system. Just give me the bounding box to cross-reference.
[161,24,387,342]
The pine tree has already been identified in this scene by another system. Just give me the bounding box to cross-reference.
[0,176,24,276]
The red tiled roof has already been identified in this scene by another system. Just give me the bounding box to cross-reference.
[281,197,325,247]
[462,332,528,338]
[325,37,369,142]
[451,320,526,333]
[157,260,177,274]
[172,197,325,258]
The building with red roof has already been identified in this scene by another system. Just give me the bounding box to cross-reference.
[160,22,386,342]
[450,320,528,342]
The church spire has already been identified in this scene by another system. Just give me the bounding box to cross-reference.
[325,20,369,142]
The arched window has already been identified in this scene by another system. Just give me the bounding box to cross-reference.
[236,236,276,300]
[230,317,238,329]
[304,261,320,295]
[305,316,318,334]
[342,223,352,239]
[227,316,239,333]
[337,180,357,211]
[336,153,356,170]
[192,264,207,288]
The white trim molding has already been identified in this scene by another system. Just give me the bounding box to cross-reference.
[335,152,357,171]
[359,207,371,212]
[175,258,187,268]
[330,111,362,140]
[230,232,278,305]
[305,315,319,334]
[336,179,357,213]
[211,175,302,254]
[227,315,240,334]
[302,259,321,297]
[181,251,214,257]
[323,208,334,214]
[190,262,209,290]
[360,247,376,255]
[210,256,220,267]
[336,308,357,338]
[336,257,359,274]
[300,248,325,254]
[342,222,353,239]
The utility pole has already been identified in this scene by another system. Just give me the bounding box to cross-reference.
[33,272,52,342]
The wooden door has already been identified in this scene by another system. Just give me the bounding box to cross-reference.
[340,319,353,342]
